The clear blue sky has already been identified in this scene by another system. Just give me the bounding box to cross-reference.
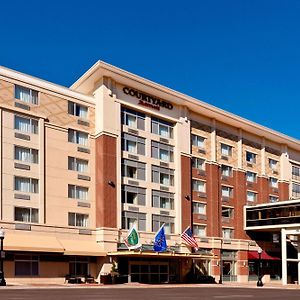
[1,0,300,139]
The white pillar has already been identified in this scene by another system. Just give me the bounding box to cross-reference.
[237,129,243,169]
[211,119,216,162]
[281,228,287,285]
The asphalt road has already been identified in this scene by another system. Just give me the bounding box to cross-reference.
[1,287,300,300]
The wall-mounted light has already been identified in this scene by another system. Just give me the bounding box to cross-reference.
[108,181,115,188]
[185,195,190,201]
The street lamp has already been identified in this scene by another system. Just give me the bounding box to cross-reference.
[257,247,263,287]
[0,228,6,286]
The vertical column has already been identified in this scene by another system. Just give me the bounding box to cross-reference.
[0,108,2,220]
[279,144,290,200]
[237,129,243,169]
[261,138,266,176]
[95,134,117,228]
[281,228,287,285]
[298,235,300,285]
[39,118,45,223]
[211,119,216,162]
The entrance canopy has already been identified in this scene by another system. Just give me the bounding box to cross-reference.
[248,250,280,260]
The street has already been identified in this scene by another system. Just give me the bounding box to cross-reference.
[1,286,300,300]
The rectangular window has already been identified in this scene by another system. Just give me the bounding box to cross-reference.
[221,186,233,198]
[68,185,88,201]
[14,115,38,134]
[246,171,257,183]
[221,165,232,177]
[246,151,256,164]
[122,185,146,206]
[68,129,88,146]
[221,143,232,156]
[152,215,174,234]
[14,176,38,193]
[247,191,257,202]
[192,134,205,148]
[269,159,278,170]
[15,85,38,105]
[193,202,206,214]
[122,159,146,180]
[152,166,174,186]
[222,207,234,218]
[14,146,38,164]
[69,257,89,277]
[151,141,174,162]
[193,225,206,237]
[292,183,300,198]
[15,255,39,276]
[269,195,279,203]
[68,101,88,119]
[192,157,205,170]
[292,165,300,180]
[269,177,278,188]
[192,179,205,193]
[151,117,173,139]
[152,190,174,210]
[121,108,145,130]
[122,211,146,231]
[14,207,38,223]
[122,133,145,155]
[222,228,233,239]
[68,212,89,227]
[68,157,88,173]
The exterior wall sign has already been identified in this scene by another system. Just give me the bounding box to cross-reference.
[123,87,173,111]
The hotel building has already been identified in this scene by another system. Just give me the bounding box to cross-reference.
[0,61,300,284]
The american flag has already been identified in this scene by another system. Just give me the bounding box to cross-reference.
[181,226,199,251]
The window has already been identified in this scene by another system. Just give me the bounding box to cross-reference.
[15,85,38,105]
[14,207,38,223]
[269,177,278,188]
[68,101,88,119]
[122,133,145,155]
[15,255,39,276]
[152,166,174,186]
[269,196,279,203]
[221,165,232,177]
[152,190,174,210]
[152,215,174,234]
[292,183,300,198]
[192,157,205,170]
[246,171,257,183]
[192,180,205,193]
[122,159,146,180]
[193,225,206,237]
[193,202,206,214]
[14,115,38,134]
[151,117,173,139]
[69,257,89,277]
[222,207,233,218]
[292,165,300,180]
[247,191,257,202]
[221,186,233,198]
[122,108,145,130]
[14,146,38,164]
[122,211,146,231]
[14,176,38,193]
[122,185,146,206]
[68,212,89,227]
[269,159,278,170]
[221,144,232,156]
[68,157,88,173]
[68,185,88,201]
[151,141,174,162]
[222,228,233,239]
[192,134,205,148]
[68,129,88,146]
[246,151,256,164]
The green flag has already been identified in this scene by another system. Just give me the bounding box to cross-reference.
[124,225,141,250]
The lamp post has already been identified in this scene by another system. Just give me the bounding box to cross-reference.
[0,228,6,286]
[257,247,263,287]
[219,239,223,284]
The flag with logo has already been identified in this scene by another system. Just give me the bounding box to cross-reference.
[181,226,199,251]
[153,224,167,252]
[124,224,141,250]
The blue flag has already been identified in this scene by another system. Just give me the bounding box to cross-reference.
[153,224,167,252]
